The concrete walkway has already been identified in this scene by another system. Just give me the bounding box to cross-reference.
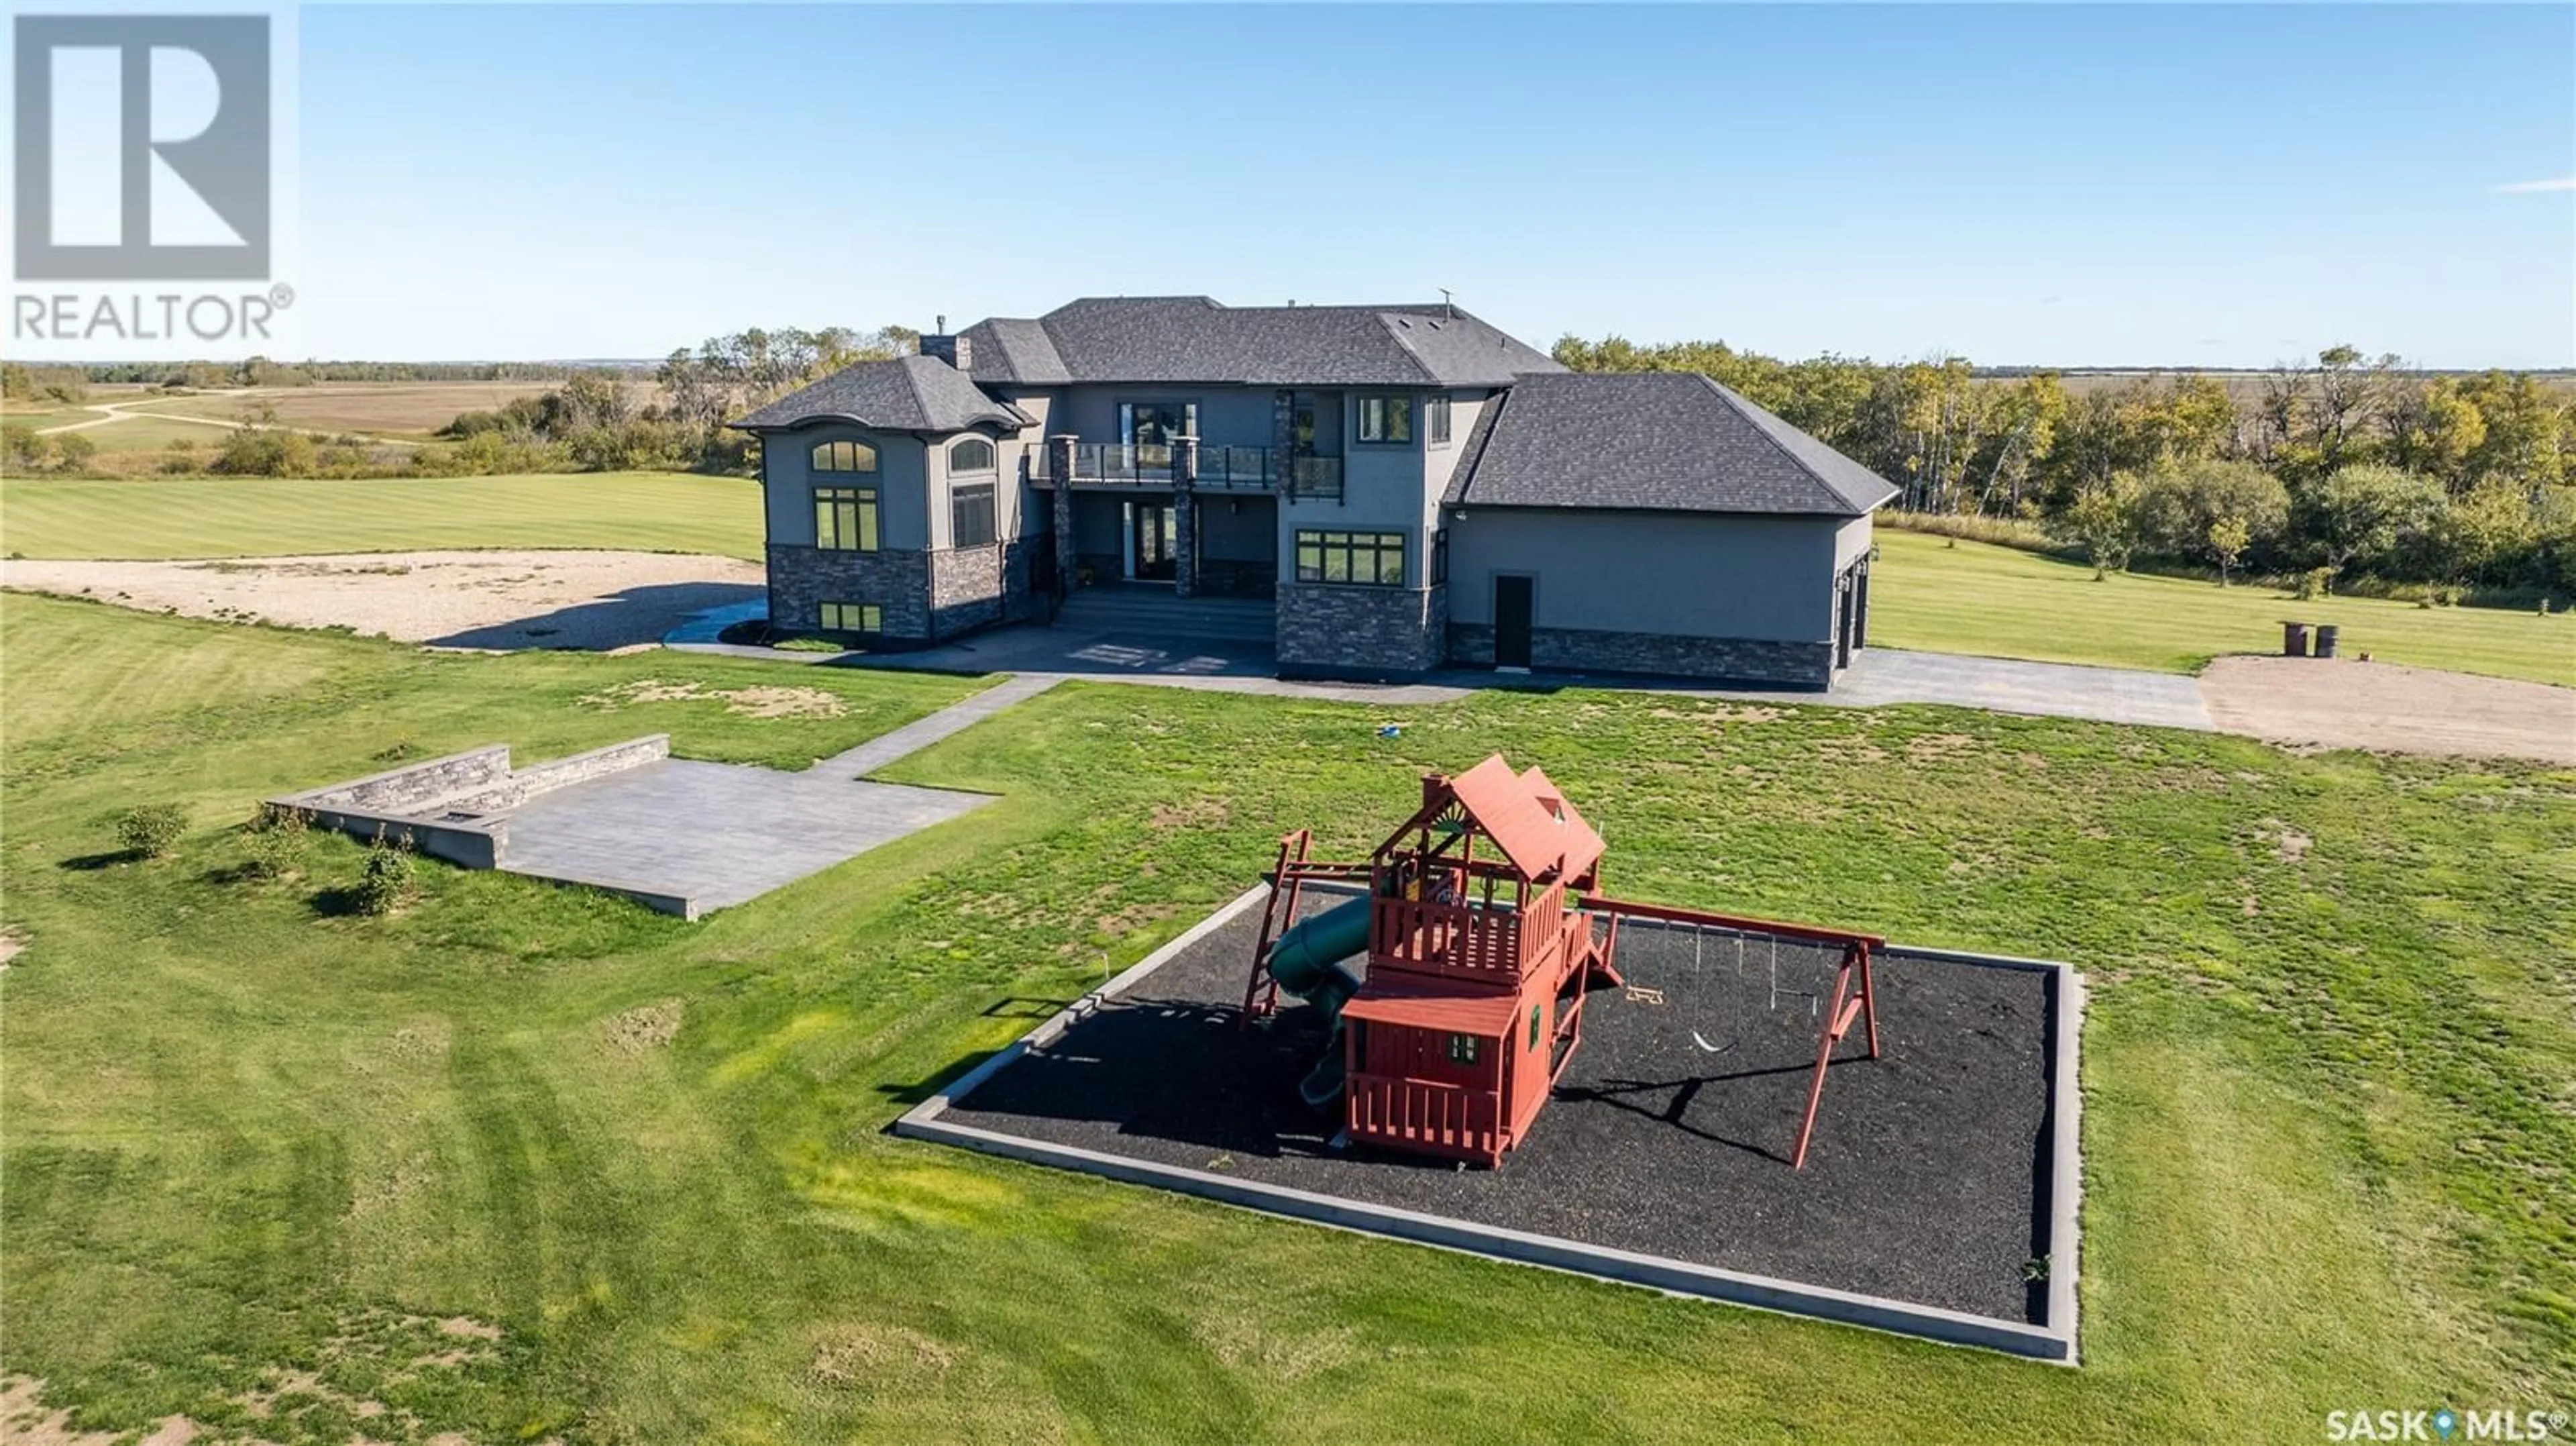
[1625,648,2215,732]
[810,674,1064,780]
[664,609,2214,731]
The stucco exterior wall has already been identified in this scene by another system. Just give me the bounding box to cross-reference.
[1446,509,1841,643]
[761,427,930,550]
[1055,386,1277,448]
[1833,513,1874,572]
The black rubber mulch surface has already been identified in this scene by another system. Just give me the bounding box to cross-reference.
[945,898,2059,1323]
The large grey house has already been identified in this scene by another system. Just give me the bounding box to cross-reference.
[731,296,1896,687]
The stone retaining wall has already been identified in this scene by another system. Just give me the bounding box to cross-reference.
[272,735,671,871]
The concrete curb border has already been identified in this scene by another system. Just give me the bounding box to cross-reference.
[896,888,2086,1364]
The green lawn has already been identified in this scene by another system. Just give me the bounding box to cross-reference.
[0,471,764,560]
[1872,529,2575,685]
[3,594,2568,1441]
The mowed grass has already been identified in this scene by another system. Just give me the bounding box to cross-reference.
[2,593,2569,1442]
[1872,529,2575,685]
[0,471,764,560]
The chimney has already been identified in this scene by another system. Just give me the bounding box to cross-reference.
[919,328,971,372]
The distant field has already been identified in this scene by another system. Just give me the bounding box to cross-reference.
[0,471,762,559]
[0,409,93,432]
[1872,529,2573,686]
[60,414,239,454]
[134,381,599,436]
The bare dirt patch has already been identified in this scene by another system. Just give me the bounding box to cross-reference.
[578,678,844,719]
[808,1323,960,1389]
[1,550,762,652]
[0,927,24,970]
[603,998,685,1053]
[1,1377,200,1445]
[2200,656,2575,765]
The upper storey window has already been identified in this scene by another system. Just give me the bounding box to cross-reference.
[1424,395,1452,446]
[1358,395,1413,444]
[949,437,996,473]
[811,440,877,473]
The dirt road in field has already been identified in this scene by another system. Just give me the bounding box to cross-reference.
[2200,656,2575,764]
[1,550,763,651]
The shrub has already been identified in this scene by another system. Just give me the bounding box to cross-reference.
[3,423,48,473]
[50,431,97,473]
[117,803,189,858]
[354,833,419,916]
[2294,566,2336,601]
[239,805,310,880]
[213,427,318,476]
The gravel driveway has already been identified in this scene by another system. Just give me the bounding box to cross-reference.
[1,550,763,651]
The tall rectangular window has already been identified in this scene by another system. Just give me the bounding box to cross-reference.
[1357,395,1413,444]
[814,487,879,552]
[951,482,997,548]
[1432,528,1449,585]
[1424,395,1451,446]
[1294,529,1405,587]
[818,601,881,633]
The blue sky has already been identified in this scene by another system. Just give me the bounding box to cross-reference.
[298,4,2576,367]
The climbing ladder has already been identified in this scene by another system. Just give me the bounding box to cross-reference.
[1240,829,1371,1026]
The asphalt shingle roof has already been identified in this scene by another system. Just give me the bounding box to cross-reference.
[731,355,1031,433]
[1442,372,1898,517]
[957,296,1562,388]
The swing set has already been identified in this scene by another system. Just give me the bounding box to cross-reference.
[1577,895,1884,1170]
[1240,756,1886,1171]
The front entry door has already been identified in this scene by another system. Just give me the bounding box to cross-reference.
[1493,575,1534,669]
[1130,503,1177,581]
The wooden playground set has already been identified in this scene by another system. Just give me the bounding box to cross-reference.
[1244,754,1885,1170]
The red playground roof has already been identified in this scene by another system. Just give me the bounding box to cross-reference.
[1439,754,1605,882]
[1342,983,1522,1037]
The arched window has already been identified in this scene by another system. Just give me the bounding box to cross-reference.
[948,437,996,474]
[810,440,877,473]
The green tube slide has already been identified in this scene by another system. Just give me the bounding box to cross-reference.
[1265,894,1371,1107]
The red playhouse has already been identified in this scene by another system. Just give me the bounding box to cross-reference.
[1245,754,1882,1170]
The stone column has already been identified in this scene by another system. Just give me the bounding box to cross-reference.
[1049,434,1077,605]
[1271,390,1297,499]
[1171,435,1199,600]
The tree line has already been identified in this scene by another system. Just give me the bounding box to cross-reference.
[1552,336,2576,599]
[435,325,913,474]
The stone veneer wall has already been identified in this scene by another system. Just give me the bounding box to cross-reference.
[999,539,1042,623]
[1276,582,1446,678]
[1447,623,1833,688]
[767,544,932,641]
[929,543,1008,638]
[1196,559,1278,599]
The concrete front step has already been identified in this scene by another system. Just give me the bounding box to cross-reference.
[1056,589,1277,641]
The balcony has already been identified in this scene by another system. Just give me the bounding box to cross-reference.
[1029,443,1343,501]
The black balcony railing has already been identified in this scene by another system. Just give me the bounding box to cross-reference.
[1028,443,1344,501]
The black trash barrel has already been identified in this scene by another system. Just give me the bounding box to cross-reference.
[2314,624,2339,659]
[2282,621,2309,657]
